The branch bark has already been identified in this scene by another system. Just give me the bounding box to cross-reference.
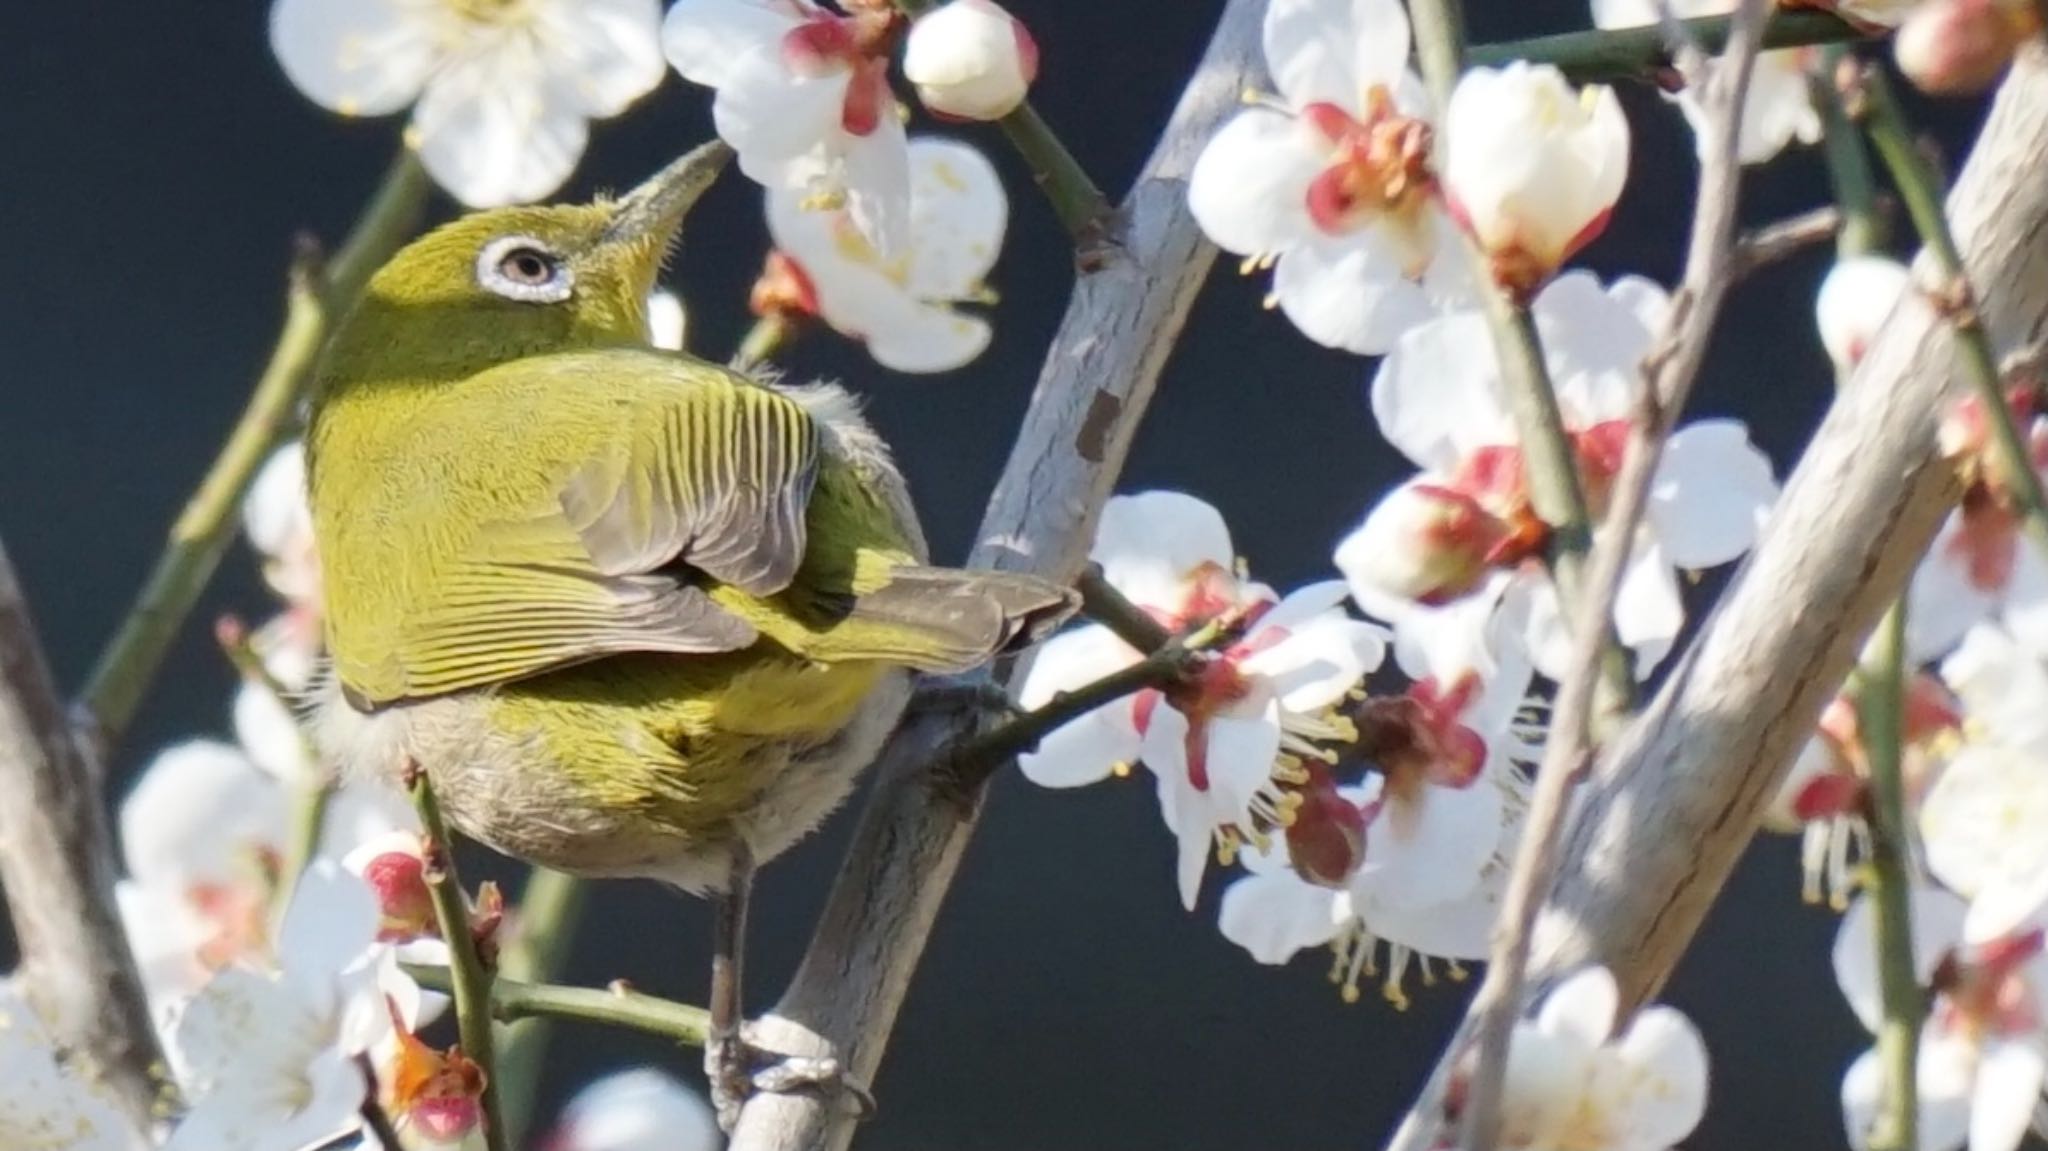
[1387,42,2048,1151]
[726,4,1266,1148]
[0,538,168,1126]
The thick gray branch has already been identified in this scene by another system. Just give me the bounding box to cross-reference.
[1389,43,2048,1150]
[0,537,168,1126]
[726,3,1266,1148]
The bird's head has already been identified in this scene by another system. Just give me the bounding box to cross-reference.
[318,140,731,390]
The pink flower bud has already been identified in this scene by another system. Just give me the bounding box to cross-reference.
[1896,0,2040,96]
[902,0,1038,121]
[344,833,436,942]
[1815,255,1910,372]
[1335,482,1511,606]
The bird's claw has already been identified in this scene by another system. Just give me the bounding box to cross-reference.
[706,1029,874,1133]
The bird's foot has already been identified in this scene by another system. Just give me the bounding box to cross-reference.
[910,673,1018,723]
[705,1026,875,1133]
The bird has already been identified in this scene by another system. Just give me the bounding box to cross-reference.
[301,140,1075,1124]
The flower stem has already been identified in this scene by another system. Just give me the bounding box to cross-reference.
[1815,46,1889,261]
[1468,9,1867,84]
[405,764,510,1151]
[1857,63,2048,554]
[1855,603,1922,1151]
[887,0,1117,255]
[75,149,429,756]
[731,312,797,373]
[491,868,588,1142]
[404,963,711,1049]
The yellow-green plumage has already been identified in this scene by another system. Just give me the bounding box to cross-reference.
[305,144,1071,891]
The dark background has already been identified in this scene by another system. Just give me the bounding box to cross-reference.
[0,1,1986,1147]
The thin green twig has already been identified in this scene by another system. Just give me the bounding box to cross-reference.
[492,868,588,1143]
[405,765,510,1151]
[1859,64,2048,553]
[404,963,711,1049]
[75,149,429,755]
[1855,604,1922,1151]
[1469,9,1868,83]
[1815,46,1889,261]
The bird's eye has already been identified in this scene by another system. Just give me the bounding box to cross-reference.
[476,235,574,303]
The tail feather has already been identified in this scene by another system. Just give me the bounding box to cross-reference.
[757,566,1077,672]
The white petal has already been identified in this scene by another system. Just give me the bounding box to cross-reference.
[864,301,993,373]
[1909,516,2004,660]
[233,682,313,785]
[1537,965,1620,1046]
[1262,0,1411,108]
[1016,703,1142,789]
[1372,309,1510,470]
[903,138,1007,300]
[555,1068,721,1151]
[645,289,687,351]
[1355,779,1500,910]
[268,0,436,117]
[1217,869,1343,964]
[1920,744,2048,906]
[661,0,808,89]
[1532,270,1659,410]
[532,0,666,118]
[1499,1022,1598,1148]
[1612,539,1686,676]
[1174,817,1211,912]
[1649,420,1778,568]
[276,862,380,988]
[1240,613,1387,711]
[1361,875,1499,959]
[1817,255,1912,371]
[1999,543,2048,658]
[1274,234,1437,356]
[171,968,316,1085]
[1092,491,1237,604]
[713,45,850,184]
[840,110,913,258]
[121,740,286,886]
[241,442,310,559]
[1832,888,1969,1033]
[415,55,589,206]
[1255,580,1354,635]
[1613,1005,1711,1148]
[1971,1041,2047,1151]
[1018,624,1141,707]
[1185,710,1283,828]
[1187,108,1324,256]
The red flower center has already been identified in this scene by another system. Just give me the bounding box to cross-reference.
[1301,89,1437,240]
[781,10,900,137]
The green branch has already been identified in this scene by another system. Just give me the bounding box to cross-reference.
[1815,46,1889,261]
[1855,604,1922,1151]
[1469,10,1869,83]
[491,868,588,1143]
[74,149,429,755]
[1858,64,2048,553]
[405,964,711,1049]
[406,766,510,1151]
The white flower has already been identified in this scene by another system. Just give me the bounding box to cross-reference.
[902,0,1037,121]
[765,136,1005,372]
[163,863,409,1151]
[547,1069,721,1151]
[1908,403,2048,660]
[1442,62,1629,295]
[1897,0,2038,97]
[1817,255,1914,373]
[646,289,687,351]
[1497,967,1709,1151]
[0,983,146,1151]
[1351,272,1779,679]
[1017,491,1387,909]
[664,0,909,253]
[270,0,664,207]
[1835,889,2048,1151]
[245,442,322,608]
[1186,0,1471,354]
[1590,0,1821,165]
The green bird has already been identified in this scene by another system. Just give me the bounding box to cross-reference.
[303,141,1073,1118]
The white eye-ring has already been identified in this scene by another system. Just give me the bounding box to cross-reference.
[477,235,574,302]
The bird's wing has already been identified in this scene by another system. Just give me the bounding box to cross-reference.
[346,355,822,708]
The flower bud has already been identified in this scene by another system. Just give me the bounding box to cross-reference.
[902,0,1038,121]
[1815,255,1910,372]
[1442,63,1630,296]
[1896,0,2040,96]
[344,832,437,942]
[1335,482,1508,607]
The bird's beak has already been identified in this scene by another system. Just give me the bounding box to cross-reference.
[600,139,734,252]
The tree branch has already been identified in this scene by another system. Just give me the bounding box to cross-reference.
[1468,10,1867,84]
[1856,604,1924,1151]
[0,537,169,1127]
[1386,40,2048,1151]
[405,964,710,1049]
[725,4,1267,1148]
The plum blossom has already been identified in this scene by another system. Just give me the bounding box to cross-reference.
[902,0,1038,121]
[1442,62,1630,296]
[0,983,146,1151]
[1817,255,1914,374]
[763,136,1005,372]
[1493,966,1710,1151]
[1590,0,1822,165]
[269,0,665,207]
[664,0,909,253]
[1908,394,2048,659]
[544,1068,722,1151]
[1341,272,1778,680]
[1763,669,1959,908]
[162,862,414,1151]
[242,442,326,689]
[1018,491,1388,909]
[646,289,687,351]
[1187,0,1471,354]
[1897,0,2043,96]
[1835,888,2048,1151]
